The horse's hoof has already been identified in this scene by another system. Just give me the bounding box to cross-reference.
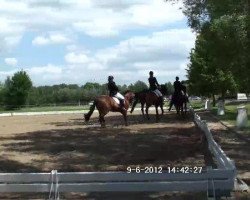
[84,114,89,122]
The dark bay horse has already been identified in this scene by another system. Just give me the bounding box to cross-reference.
[84,91,135,127]
[130,85,167,121]
[172,92,188,115]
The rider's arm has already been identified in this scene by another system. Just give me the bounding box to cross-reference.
[155,78,160,87]
[113,82,119,91]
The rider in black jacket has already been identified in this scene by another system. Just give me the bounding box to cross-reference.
[107,76,125,111]
[148,71,162,98]
[169,76,183,111]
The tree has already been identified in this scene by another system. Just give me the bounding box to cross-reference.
[165,82,174,95]
[167,0,250,95]
[128,80,148,92]
[0,82,4,106]
[3,70,32,109]
[187,29,237,104]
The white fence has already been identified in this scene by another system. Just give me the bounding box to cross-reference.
[0,108,236,199]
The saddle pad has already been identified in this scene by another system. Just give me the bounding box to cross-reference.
[112,97,120,104]
[153,90,160,97]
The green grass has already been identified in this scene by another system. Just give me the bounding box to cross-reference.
[211,103,250,131]
[189,100,204,109]
[0,105,90,113]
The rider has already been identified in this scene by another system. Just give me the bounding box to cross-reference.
[107,75,126,111]
[169,76,182,111]
[181,80,189,102]
[148,71,163,98]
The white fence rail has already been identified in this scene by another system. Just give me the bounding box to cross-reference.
[0,108,236,199]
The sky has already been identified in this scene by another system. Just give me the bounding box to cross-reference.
[0,0,196,86]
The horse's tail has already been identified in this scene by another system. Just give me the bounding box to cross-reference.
[84,100,96,122]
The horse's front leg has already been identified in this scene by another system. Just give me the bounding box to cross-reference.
[155,105,159,122]
[160,102,164,115]
[141,103,145,118]
[122,110,128,126]
[184,102,187,114]
[99,115,106,128]
[181,103,184,116]
[146,104,150,120]
[176,105,180,115]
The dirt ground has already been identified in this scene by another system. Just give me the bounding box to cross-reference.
[0,110,248,199]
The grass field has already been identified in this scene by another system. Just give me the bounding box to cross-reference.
[0,105,90,113]
[189,100,204,109]
[212,102,250,131]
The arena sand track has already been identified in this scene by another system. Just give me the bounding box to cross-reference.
[0,111,211,199]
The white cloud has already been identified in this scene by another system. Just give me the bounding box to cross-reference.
[0,0,195,85]
[65,52,89,64]
[129,1,184,26]
[95,28,195,70]
[32,33,71,46]
[27,64,62,75]
[73,21,119,38]
[4,57,18,66]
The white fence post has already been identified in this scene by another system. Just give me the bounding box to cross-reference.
[236,106,248,128]
[217,100,225,116]
[205,99,211,111]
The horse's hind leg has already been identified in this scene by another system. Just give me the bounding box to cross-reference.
[146,105,150,120]
[99,115,106,128]
[184,102,187,114]
[141,103,145,118]
[160,103,164,115]
[98,111,107,128]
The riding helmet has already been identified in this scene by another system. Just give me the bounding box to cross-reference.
[108,75,114,81]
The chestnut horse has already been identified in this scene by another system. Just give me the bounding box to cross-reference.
[84,91,135,127]
[130,85,167,121]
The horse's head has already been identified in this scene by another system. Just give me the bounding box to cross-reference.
[159,84,168,96]
[124,90,135,104]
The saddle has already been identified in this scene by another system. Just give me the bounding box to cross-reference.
[112,97,120,105]
[153,90,161,97]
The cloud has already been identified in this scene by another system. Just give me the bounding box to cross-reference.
[32,33,71,46]
[0,0,195,86]
[28,0,71,8]
[0,17,24,53]
[95,28,195,70]
[27,64,62,75]
[65,52,89,64]
[4,57,18,66]
[91,0,144,11]
[73,21,119,38]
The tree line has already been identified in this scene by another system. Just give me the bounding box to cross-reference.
[170,0,249,103]
[0,70,174,110]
